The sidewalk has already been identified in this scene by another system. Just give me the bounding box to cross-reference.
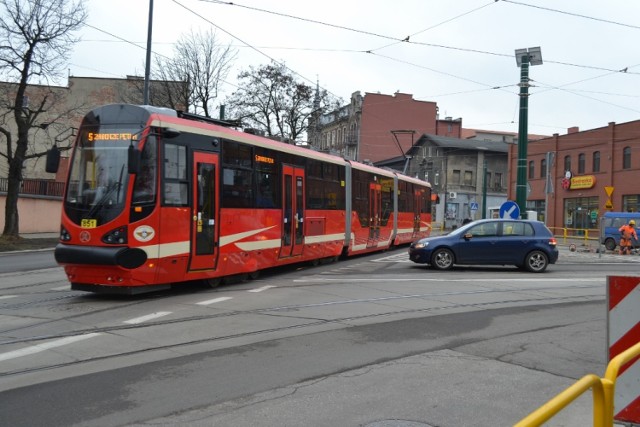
[20,232,59,239]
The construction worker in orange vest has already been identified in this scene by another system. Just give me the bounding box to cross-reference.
[618,219,638,255]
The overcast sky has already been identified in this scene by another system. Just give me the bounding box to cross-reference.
[66,0,640,137]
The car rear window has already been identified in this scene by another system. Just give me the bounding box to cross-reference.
[502,221,534,236]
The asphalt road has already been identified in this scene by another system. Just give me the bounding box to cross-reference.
[0,247,638,426]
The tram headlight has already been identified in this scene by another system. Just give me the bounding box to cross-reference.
[102,226,128,244]
[60,226,71,241]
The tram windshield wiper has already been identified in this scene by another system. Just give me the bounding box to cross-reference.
[84,165,125,220]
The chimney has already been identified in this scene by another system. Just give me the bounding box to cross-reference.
[567,126,579,134]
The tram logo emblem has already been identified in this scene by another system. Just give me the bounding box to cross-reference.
[79,231,91,243]
[134,225,155,242]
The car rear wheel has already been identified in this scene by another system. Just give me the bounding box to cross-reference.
[431,248,454,270]
[524,250,548,273]
[604,238,616,251]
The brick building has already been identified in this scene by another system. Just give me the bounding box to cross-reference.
[508,120,640,231]
[308,91,462,162]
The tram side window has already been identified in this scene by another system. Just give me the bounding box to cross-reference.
[378,178,393,226]
[256,172,278,208]
[222,140,252,167]
[222,168,253,208]
[255,147,279,208]
[397,181,410,212]
[163,144,188,206]
[323,163,345,210]
[305,160,344,210]
[352,170,369,226]
[132,136,157,204]
[423,188,432,213]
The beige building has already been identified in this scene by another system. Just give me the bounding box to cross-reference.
[0,76,186,181]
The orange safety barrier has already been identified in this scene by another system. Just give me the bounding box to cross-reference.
[514,341,640,427]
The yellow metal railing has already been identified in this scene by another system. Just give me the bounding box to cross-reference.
[549,227,600,245]
[515,341,640,427]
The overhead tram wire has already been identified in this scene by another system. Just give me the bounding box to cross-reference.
[366,52,515,95]
[81,22,242,92]
[199,0,640,77]
[176,0,342,99]
[368,0,497,53]
[499,0,640,31]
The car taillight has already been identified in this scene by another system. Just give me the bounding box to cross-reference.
[549,237,557,246]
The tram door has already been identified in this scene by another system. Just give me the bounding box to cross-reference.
[281,165,305,258]
[189,152,219,270]
[367,182,382,247]
[413,189,422,236]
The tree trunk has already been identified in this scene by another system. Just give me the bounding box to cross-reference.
[2,159,22,237]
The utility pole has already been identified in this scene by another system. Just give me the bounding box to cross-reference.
[482,159,487,219]
[143,0,154,105]
[514,47,543,216]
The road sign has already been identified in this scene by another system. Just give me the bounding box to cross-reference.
[605,186,615,197]
[470,202,479,211]
[499,201,520,219]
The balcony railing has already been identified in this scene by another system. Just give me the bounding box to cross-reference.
[0,177,64,198]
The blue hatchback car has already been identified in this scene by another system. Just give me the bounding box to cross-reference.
[409,219,559,272]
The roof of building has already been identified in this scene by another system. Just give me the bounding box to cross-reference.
[411,133,510,153]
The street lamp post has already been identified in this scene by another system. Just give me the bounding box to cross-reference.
[514,47,542,216]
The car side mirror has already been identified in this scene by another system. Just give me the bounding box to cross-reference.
[463,233,473,240]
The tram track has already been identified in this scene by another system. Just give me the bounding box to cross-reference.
[0,283,603,378]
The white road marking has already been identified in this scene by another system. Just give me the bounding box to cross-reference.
[196,297,233,306]
[248,285,276,293]
[294,277,603,283]
[50,285,70,291]
[123,312,172,324]
[0,333,101,362]
[0,295,18,300]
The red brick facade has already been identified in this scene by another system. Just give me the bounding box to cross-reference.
[358,92,438,163]
[508,120,640,231]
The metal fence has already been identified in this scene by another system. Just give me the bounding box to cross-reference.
[0,177,64,198]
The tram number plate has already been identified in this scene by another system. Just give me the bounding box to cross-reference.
[81,219,97,228]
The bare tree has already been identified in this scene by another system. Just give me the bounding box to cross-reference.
[0,0,87,238]
[152,29,236,117]
[225,62,340,144]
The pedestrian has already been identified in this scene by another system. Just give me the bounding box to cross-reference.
[618,219,637,255]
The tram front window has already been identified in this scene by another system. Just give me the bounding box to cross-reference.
[65,127,138,226]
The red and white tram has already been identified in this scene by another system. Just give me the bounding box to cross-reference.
[48,104,432,294]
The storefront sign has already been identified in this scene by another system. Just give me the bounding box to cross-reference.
[569,175,596,190]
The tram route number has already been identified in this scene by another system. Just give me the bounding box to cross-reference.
[81,219,97,228]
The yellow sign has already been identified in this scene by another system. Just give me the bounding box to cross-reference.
[87,132,136,142]
[569,175,596,189]
[605,186,614,197]
[605,200,613,210]
[81,219,97,228]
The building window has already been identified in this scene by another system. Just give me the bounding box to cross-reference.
[494,172,502,190]
[578,153,585,174]
[623,146,631,169]
[464,170,473,186]
[452,169,461,184]
[622,195,640,212]
[528,161,534,179]
[564,155,571,172]
[593,151,600,172]
[540,158,547,178]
